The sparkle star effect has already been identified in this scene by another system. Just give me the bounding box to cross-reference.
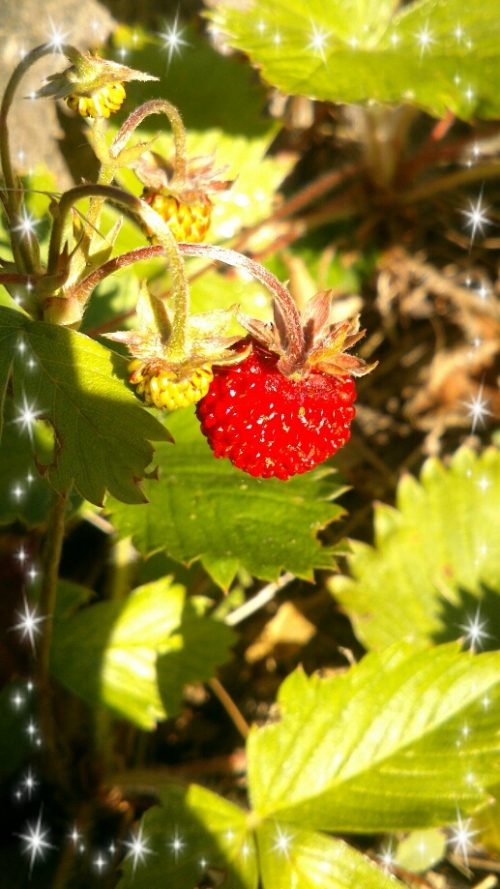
[415,23,435,56]
[461,192,491,244]
[12,392,43,445]
[379,842,395,872]
[462,383,493,432]
[11,598,45,652]
[272,825,294,858]
[449,812,478,866]
[158,12,190,66]
[45,17,70,52]
[459,608,492,650]
[13,209,38,241]
[168,828,185,862]
[16,810,55,875]
[123,824,154,874]
[19,767,38,799]
[307,23,331,61]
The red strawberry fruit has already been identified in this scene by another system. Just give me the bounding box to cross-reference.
[196,338,357,479]
[196,289,375,480]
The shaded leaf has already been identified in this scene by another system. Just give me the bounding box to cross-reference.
[0,306,168,505]
[208,0,500,120]
[157,597,235,715]
[247,643,500,830]
[117,783,258,889]
[107,408,345,589]
[329,447,500,651]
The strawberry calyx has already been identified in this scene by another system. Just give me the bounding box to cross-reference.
[105,283,248,411]
[238,289,376,380]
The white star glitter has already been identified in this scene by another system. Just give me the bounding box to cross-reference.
[69,825,82,845]
[379,842,395,872]
[20,767,38,799]
[459,608,492,650]
[17,810,55,875]
[415,23,435,56]
[272,825,294,858]
[168,828,185,862]
[449,812,478,866]
[462,383,493,432]
[13,209,38,241]
[462,193,490,243]
[28,566,39,582]
[46,17,70,53]
[453,24,464,42]
[11,483,24,501]
[11,690,25,709]
[13,393,43,445]
[158,13,190,66]
[464,85,475,102]
[16,546,28,565]
[307,23,330,60]
[273,31,282,46]
[94,853,107,873]
[124,824,153,873]
[12,598,45,651]
[26,719,39,740]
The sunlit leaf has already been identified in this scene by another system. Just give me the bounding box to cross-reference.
[208,0,500,120]
[247,643,500,830]
[330,447,500,650]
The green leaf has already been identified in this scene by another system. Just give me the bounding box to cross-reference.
[208,0,500,120]
[51,578,183,728]
[247,643,500,831]
[0,306,168,505]
[0,397,53,526]
[256,821,402,889]
[107,408,345,589]
[329,447,500,651]
[117,783,258,889]
[393,828,446,873]
[51,578,233,730]
[157,597,235,715]
[112,25,270,137]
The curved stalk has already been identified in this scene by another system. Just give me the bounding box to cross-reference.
[110,98,188,182]
[72,241,307,362]
[0,43,73,272]
[46,184,189,350]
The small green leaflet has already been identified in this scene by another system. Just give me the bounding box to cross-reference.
[50,578,234,730]
[247,643,500,831]
[107,408,345,589]
[330,447,500,650]
[208,0,500,120]
[0,306,168,505]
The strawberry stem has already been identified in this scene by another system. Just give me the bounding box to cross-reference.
[0,43,73,274]
[110,98,188,183]
[178,243,307,368]
[45,184,189,350]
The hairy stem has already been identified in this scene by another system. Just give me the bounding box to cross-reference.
[179,243,306,366]
[0,43,73,272]
[397,162,500,205]
[47,184,189,350]
[208,678,249,740]
[110,98,188,182]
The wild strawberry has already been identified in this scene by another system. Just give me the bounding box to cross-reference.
[129,358,213,410]
[196,339,356,479]
[134,151,230,243]
[143,189,212,243]
[34,48,157,119]
[194,285,375,480]
[66,82,126,118]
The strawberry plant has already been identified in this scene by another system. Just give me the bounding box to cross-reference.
[0,2,499,888]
